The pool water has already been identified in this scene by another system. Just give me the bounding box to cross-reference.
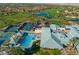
[34,12,52,19]
[17,32,35,47]
[34,12,49,17]
[0,40,4,45]
[19,23,33,31]
[7,27,18,32]
[20,35,33,47]
[69,19,79,23]
[5,25,18,32]
[23,23,33,31]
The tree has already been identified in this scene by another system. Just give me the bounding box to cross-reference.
[69,37,79,47]
[62,37,79,55]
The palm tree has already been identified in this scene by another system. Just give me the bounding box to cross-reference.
[69,37,79,47]
[62,37,79,55]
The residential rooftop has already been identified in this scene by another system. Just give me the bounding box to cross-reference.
[40,24,79,51]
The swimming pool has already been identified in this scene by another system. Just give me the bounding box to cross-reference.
[0,40,4,45]
[17,32,35,47]
[4,25,18,32]
[69,19,79,23]
[33,12,52,19]
[20,35,33,47]
[19,23,33,31]
[34,12,49,17]
[23,23,33,30]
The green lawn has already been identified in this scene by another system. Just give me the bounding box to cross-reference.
[0,7,74,28]
[33,48,62,55]
[0,12,32,28]
[39,8,64,17]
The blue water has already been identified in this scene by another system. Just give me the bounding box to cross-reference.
[23,23,33,30]
[0,40,4,45]
[34,12,49,17]
[5,26,18,32]
[69,19,79,23]
[20,23,33,31]
[17,32,35,47]
[34,12,52,19]
[8,27,18,32]
[20,35,33,47]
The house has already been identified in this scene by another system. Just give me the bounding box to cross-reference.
[40,27,63,49]
[40,24,79,51]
